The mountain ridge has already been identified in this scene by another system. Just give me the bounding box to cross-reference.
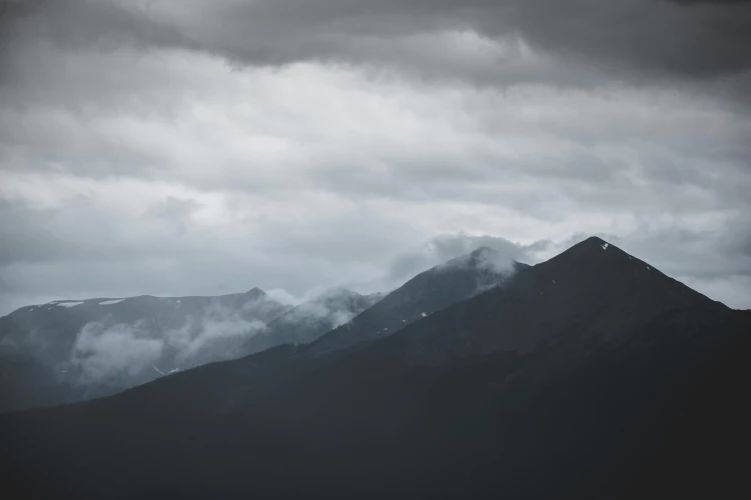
[2,237,748,498]
[307,246,527,355]
[0,245,525,414]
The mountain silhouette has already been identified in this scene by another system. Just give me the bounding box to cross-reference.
[1,237,749,499]
[0,246,517,414]
[307,246,526,355]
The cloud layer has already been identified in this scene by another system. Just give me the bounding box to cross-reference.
[1,0,749,311]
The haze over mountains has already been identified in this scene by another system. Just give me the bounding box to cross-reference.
[0,246,515,413]
[2,237,749,499]
[0,286,378,412]
[241,287,382,355]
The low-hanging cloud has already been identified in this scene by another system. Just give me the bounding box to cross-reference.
[59,289,375,389]
[71,321,163,386]
[65,317,264,389]
[163,307,268,367]
[271,287,377,332]
[387,234,549,286]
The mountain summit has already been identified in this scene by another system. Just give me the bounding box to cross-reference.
[308,245,527,355]
[365,236,719,364]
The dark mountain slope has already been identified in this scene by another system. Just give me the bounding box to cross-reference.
[1,237,749,499]
[204,237,721,420]
[372,235,717,363]
[93,237,711,417]
[18,246,524,418]
[307,246,526,355]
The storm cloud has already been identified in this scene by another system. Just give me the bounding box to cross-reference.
[0,0,749,312]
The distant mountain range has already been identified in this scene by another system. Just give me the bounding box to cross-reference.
[0,246,515,413]
[2,237,749,499]
[0,286,378,412]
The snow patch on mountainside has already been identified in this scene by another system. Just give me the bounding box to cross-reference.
[99,299,125,306]
[53,301,85,308]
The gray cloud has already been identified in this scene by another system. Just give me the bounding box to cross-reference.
[3,0,749,88]
[668,1,751,5]
[387,234,548,285]
[0,0,749,313]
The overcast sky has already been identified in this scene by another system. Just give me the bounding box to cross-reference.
[1,0,750,314]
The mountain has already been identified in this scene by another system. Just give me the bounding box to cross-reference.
[372,235,717,363]
[0,245,517,415]
[242,288,383,354]
[69,245,526,416]
[2,237,749,498]
[307,246,527,355]
[0,288,289,412]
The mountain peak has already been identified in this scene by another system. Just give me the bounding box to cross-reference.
[583,235,616,251]
[440,245,519,274]
[307,245,524,355]
[545,236,631,266]
[382,235,720,364]
[584,235,607,244]
[525,235,715,319]
[245,287,266,298]
[576,235,612,250]
[466,246,499,264]
[469,245,497,257]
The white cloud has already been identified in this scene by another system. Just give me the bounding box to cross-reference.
[71,322,164,385]
[164,308,268,366]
